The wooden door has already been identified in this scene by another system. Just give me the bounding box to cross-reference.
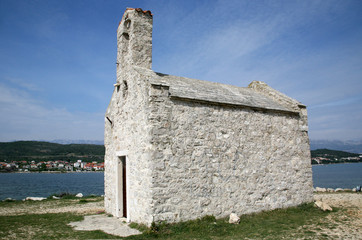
[121,156,127,218]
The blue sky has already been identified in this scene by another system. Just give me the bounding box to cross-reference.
[0,0,361,142]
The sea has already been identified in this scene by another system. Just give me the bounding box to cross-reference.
[0,163,361,200]
[0,172,104,200]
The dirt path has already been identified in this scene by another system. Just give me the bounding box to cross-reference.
[0,198,104,216]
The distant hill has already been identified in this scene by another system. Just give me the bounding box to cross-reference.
[0,141,105,162]
[310,139,362,154]
[1,141,361,164]
[311,148,361,164]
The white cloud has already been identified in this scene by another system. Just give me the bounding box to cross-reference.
[0,83,104,142]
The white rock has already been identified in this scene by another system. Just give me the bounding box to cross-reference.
[25,197,46,201]
[327,188,334,192]
[335,188,344,192]
[3,198,15,202]
[315,187,327,192]
[352,188,357,192]
[75,193,83,198]
[52,196,60,199]
[314,200,332,211]
[229,213,240,224]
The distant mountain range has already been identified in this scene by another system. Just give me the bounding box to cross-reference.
[310,139,362,154]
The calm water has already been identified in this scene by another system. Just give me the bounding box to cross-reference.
[0,163,361,200]
[0,172,104,200]
[312,162,362,189]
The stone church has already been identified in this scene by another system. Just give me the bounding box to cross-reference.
[104,8,313,225]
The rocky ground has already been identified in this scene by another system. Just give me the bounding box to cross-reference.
[309,192,362,239]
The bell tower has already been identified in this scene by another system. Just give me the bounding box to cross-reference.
[116,8,153,82]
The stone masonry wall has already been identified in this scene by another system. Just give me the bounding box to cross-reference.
[148,86,313,223]
[105,8,154,224]
[104,68,154,224]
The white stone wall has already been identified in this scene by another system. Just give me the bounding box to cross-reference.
[148,85,313,223]
[104,8,154,224]
[104,68,155,224]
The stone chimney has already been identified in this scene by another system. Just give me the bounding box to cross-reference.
[116,8,153,81]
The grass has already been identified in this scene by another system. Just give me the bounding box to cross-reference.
[0,200,334,240]
[126,203,333,240]
[0,213,118,239]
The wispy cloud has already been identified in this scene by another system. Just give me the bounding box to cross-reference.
[309,102,362,141]
[0,83,104,142]
[3,77,42,92]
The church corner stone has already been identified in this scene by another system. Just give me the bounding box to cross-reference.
[104,8,313,226]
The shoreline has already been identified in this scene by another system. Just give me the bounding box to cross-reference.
[312,161,362,165]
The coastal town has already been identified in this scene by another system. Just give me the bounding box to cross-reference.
[311,149,362,164]
[1,152,362,172]
[311,156,362,164]
[0,159,104,172]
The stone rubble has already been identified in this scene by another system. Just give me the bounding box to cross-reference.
[75,193,83,198]
[229,213,240,224]
[314,200,333,211]
[24,197,46,201]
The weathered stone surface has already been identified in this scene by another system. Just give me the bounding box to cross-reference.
[144,69,297,113]
[104,8,313,226]
[327,188,335,192]
[314,200,333,211]
[335,188,344,192]
[229,213,240,224]
[315,187,327,192]
[68,215,141,237]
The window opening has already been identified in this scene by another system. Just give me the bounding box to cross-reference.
[122,80,128,99]
[124,19,131,29]
[122,32,129,40]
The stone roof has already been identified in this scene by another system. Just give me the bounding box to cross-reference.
[135,67,298,113]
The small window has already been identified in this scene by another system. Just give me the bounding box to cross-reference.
[124,19,131,29]
[122,32,129,40]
